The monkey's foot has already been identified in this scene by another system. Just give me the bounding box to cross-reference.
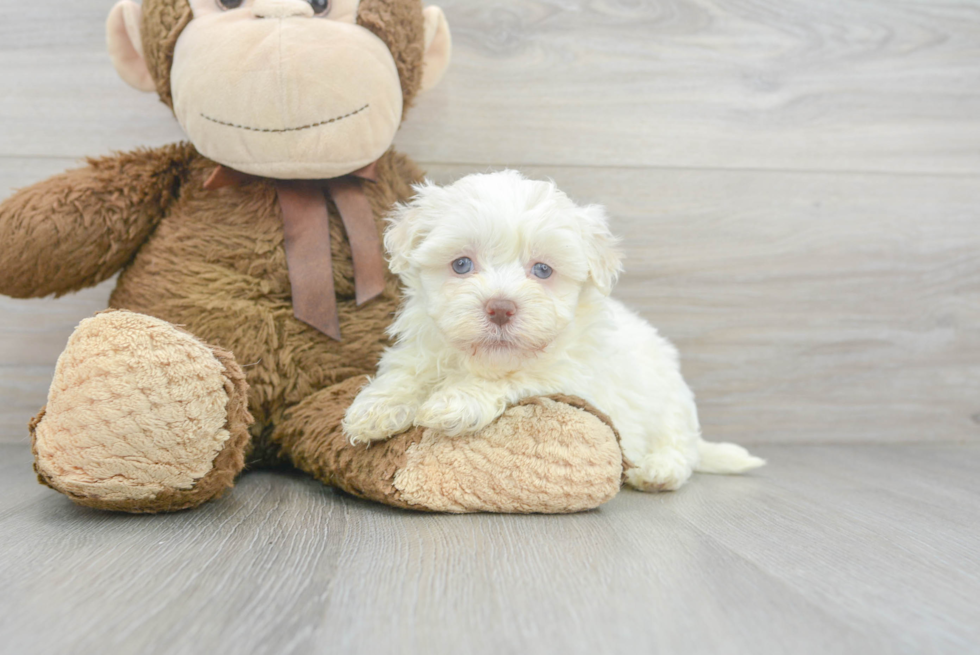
[393,395,628,513]
[280,385,628,514]
[31,310,252,513]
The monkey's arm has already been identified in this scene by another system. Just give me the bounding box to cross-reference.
[0,143,195,298]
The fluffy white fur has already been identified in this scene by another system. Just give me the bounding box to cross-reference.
[343,171,765,491]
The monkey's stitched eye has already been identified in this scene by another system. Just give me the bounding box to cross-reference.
[308,0,331,15]
[452,258,474,275]
[216,0,244,9]
[531,263,553,279]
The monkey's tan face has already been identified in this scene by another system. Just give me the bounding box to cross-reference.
[172,0,403,179]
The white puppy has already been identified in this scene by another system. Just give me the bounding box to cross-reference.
[343,171,764,491]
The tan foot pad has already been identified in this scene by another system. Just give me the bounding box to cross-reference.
[31,310,251,512]
[279,382,626,514]
[392,396,626,514]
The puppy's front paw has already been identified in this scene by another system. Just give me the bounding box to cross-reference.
[343,395,418,445]
[416,389,503,437]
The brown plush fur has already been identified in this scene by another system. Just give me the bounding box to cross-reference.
[275,382,629,513]
[5,0,625,514]
[108,146,421,435]
[140,0,192,109]
[356,0,427,114]
[275,375,426,509]
[0,144,192,298]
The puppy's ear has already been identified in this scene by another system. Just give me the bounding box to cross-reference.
[578,204,623,295]
[384,182,439,275]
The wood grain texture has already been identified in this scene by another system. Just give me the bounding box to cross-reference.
[1,1,979,446]
[401,0,980,174]
[1,0,980,173]
[1,442,978,655]
[2,162,978,445]
[423,164,980,445]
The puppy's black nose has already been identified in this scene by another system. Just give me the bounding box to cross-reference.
[486,299,517,326]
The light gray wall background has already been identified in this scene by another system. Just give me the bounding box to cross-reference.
[1,0,978,445]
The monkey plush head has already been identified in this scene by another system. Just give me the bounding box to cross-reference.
[106,0,451,179]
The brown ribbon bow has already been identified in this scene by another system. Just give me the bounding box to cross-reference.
[204,162,385,341]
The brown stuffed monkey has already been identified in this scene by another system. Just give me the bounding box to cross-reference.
[0,0,625,514]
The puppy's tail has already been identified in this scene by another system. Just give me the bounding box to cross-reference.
[695,440,766,475]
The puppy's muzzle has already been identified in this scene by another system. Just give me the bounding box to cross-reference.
[485,299,518,327]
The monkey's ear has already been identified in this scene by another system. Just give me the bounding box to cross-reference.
[107,0,157,93]
[420,6,452,93]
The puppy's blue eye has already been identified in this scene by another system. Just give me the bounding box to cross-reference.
[452,257,474,275]
[532,263,552,279]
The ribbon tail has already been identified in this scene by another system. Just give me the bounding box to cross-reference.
[276,181,342,341]
[326,177,386,307]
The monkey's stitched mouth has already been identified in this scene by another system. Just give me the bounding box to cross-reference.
[199,104,370,134]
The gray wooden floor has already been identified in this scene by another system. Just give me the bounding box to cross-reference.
[2,0,980,653]
[2,442,978,655]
